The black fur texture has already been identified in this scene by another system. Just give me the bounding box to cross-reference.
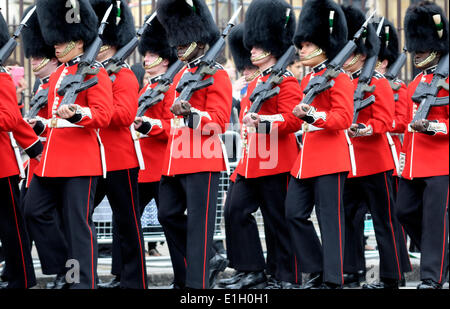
[156,0,219,47]
[341,5,380,58]
[374,19,399,67]
[228,23,255,72]
[36,0,98,46]
[138,17,177,65]
[0,12,9,48]
[89,0,135,49]
[244,0,296,59]
[404,1,448,54]
[21,5,55,59]
[294,0,348,60]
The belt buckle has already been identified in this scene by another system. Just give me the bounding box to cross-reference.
[50,118,58,128]
[302,122,309,132]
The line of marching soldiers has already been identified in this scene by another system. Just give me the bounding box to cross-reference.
[0,0,448,290]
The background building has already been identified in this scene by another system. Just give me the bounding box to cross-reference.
[1,0,448,109]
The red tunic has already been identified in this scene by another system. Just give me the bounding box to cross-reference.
[389,80,409,177]
[99,66,139,172]
[161,63,232,176]
[348,71,395,178]
[290,68,354,179]
[234,70,302,178]
[137,78,174,183]
[400,70,449,179]
[34,59,114,178]
[0,72,21,178]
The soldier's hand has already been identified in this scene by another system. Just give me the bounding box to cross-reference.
[292,104,310,119]
[233,76,248,93]
[171,100,192,116]
[243,113,260,128]
[410,119,429,132]
[134,117,143,130]
[26,118,37,128]
[56,104,76,119]
[347,124,360,138]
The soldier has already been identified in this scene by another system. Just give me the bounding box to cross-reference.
[87,0,148,289]
[0,12,38,289]
[223,0,301,289]
[156,0,232,289]
[23,0,113,289]
[341,5,404,289]
[19,5,69,290]
[397,0,449,289]
[285,0,354,289]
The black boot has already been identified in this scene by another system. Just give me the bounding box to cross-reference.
[301,273,323,289]
[362,277,399,289]
[417,280,442,289]
[217,271,246,288]
[98,276,121,289]
[46,274,70,289]
[224,271,267,289]
[209,253,229,288]
[343,273,361,288]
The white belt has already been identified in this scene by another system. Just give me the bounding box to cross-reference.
[219,137,231,177]
[344,130,357,176]
[9,133,25,179]
[389,132,403,136]
[386,132,400,175]
[130,125,146,170]
[96,130,107,179]
[39,137,47,142]
[45,118,84,129]
[301,122,324,133]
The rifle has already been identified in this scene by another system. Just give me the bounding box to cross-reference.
[301,10,377,107]
[410,52,449,123]
[105,12,157,75]
[352,17,385,123]
[57,4,114,107]
[26,88,49,119]
[136,59,185,117]
[0,6,36,66]
[385,47,407,92]
[174,6,242,104]
[247,45,297,114]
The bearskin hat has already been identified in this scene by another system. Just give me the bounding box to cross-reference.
[0,12,9,48]
[89,0,135,49]
[36,0,98,47]
[228,23,256,72]
[21,6,55,59]
[404,1,449,54]
[293,0,348,60]
[156,0,220,47]
[373,18,399,67]
[341,5,380,58]
[244,0,296,59]
[138,16,177,65]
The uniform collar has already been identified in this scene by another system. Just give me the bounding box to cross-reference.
[351,69,362,80]
[187,55,204,69]
[40,75,51,85]
[423,65,437,76]
[312,60,328,73]
[65,54,83,67]
[261,66,274,77]
[149,74,163,85]
[101,58,112,68]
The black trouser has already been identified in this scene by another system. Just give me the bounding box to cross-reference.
[93,168,147,289]
[158,172,219,289]
[343,171,403,280]
[396,175,449,284]
[225,173,297,283]
[285,173,347,285]
[0,176,36,288]
[24,176,98,289]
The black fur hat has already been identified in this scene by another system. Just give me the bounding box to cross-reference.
[89,0,135,49]
[0,12,9,48]
[21,6,55,59]
[404,1,449,54]
[294,0,348,60]
[244,0,296,59]
[138,16,177,65]
[373,19,399,67]
[341,5,380,58]
[36,0,98,47]
[156,0,220,47]
[228,23,256,72]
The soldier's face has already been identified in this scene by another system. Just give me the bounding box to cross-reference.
[414,51,440,69]
[176,42,205,62]
[144,52,168,76]
[54,41,84,63]
[250,47,274,68]
[299,42,326,67]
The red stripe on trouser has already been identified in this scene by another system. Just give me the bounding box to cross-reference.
[294,255,298,284]
[127,169,146,289]
[184,258,187,268]
[85,177,95,289]
[8,177,27,288]
[338,175,344,285]
[384,172,402,280]
[438,188,449,283]
[202,173,212,289]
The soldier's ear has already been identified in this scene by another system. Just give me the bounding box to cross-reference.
[76,40,84,51]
